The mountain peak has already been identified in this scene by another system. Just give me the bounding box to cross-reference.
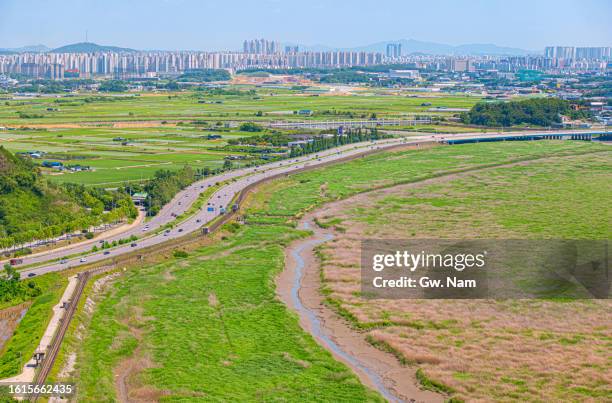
[51,42,137,53]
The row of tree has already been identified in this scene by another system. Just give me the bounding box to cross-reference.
[289,128,391,157]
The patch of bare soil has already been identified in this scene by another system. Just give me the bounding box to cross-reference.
[113,301,167,403]
[0,302,31,351]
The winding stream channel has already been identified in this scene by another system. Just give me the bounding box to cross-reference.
[290,222,399,402]
[280,219,442,403]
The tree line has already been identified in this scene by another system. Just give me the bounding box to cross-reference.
[0,147,137,250]
[289,128,391,157]
[460,98,592,127]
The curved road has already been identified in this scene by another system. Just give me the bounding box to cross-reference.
[18,129,601,277]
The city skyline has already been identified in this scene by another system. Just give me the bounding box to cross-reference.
[1,0,611,51]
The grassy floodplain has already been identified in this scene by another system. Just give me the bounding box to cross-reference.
[59,140,610,401]
[0,89,477,125]
[312,150,611,401]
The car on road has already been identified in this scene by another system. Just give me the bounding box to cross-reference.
[196,219,201,223]
[27,273,36,278]
[80,257,87,263]
[131,243,137,247]
[103,251,110,255]
[178,228,183,233]
[60,259,68,264]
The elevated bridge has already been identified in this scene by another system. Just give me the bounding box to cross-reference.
[445,131,607,145]
[269,117,432,130]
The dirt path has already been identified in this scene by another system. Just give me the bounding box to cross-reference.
[279,220,442,403]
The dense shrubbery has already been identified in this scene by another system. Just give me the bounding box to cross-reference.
[319,71,372,84]
[177,69,231,82]
[238,122,263,132]
[461,98,592,127]
[98,80,128,92]
[0,147,137,248]
[0,265,41,304]
[128,167,197,216]
[16,112,44,119]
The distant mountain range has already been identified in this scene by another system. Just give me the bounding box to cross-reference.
[1,40,536,56]
[0,44,50,54]
[289,39,536,56]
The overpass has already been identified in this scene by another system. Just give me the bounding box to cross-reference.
[445,131,606,144]
[269,117,432,130]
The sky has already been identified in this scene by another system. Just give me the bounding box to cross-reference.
[1,0,610,51]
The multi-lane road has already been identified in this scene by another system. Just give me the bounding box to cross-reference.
[17,129,604,278]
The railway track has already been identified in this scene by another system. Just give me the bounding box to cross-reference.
[28,271,90,401]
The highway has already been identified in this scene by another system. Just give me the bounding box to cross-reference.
[17,129,603,278]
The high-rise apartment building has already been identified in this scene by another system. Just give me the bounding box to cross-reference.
[544,46,611,61]
[386,43,402,58]
[0,49,385,79]
[243,39,281,55]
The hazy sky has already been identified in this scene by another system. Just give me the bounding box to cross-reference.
[1,0,610,50]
